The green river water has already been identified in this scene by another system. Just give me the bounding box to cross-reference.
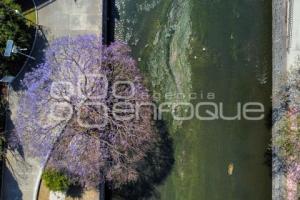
[115,0,272,199]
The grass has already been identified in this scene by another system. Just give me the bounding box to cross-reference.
[23,8,37,26]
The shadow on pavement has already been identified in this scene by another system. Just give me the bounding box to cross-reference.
[2,164,22,200]
[16,0,56,12]
[103,0,119,44]
[5,106,25,160]
[16,0,35,11]
[12,28,49,90]
[67,185,84,198]
[31,0,57,10]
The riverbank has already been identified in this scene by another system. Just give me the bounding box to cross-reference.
[272,0,296,199]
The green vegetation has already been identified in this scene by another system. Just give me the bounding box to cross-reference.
[0,0,33,76]
[23,8,36,25]
[274,116,300,160]
[274,67,300,167]
[42,169,71,192]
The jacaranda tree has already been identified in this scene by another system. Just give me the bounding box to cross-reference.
[14,35,157,188]
[272,59,300,199]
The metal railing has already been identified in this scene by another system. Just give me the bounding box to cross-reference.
[287,0,294,52]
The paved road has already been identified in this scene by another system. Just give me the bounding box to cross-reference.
[2,0,102,199]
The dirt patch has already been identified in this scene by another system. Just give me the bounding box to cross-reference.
[38,181,50,200]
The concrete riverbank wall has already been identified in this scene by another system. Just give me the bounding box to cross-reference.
[272,0,288,199]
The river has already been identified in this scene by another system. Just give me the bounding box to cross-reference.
[114,0,272,199]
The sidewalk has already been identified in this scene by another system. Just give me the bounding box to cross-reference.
[287,0,300,69]
[37,0,102,40]
[272,0,288,199]
[2,0,102,199]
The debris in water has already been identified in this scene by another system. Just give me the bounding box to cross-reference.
[255,64,268,85]
[228,163,234,175]
[230,33,234,40]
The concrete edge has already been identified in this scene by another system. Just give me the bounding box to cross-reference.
[31,1,44,199]
[33,168,43,200]
[272,0,288,199]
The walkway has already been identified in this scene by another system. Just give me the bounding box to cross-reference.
[287,0,300,68]
[2,0,102,199]
[36,0,102,39]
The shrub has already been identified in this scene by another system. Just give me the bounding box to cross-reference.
[0,0,33,76]
[42,169,71,192]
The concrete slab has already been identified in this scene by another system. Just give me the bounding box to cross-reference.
[37,0,102,40]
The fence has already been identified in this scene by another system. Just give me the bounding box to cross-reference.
[287,0,294,52]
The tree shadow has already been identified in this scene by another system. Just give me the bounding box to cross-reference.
[16,0,35,11]
[103,0,120,44]
[272,151,287,176]
[35,0,57,11]
[12,27,49,91]
[264,147,272,177]
[265,108,273,130]
[108,120,174,200]
[2,163,23,200]
[17,0,57,11]
[5,108,25,160]
[66,184,84,198]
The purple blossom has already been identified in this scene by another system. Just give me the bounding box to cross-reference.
[15,35,157,188]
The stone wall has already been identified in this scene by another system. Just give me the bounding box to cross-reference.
[273,0,288,199]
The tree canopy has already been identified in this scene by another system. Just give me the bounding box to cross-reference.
[14,35,157,188]
[273,59,300,182]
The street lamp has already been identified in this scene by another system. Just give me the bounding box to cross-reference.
[14,9,40,28]
[4,39,36,60]
[0,2,40,29]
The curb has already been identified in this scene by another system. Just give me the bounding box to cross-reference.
[30,2,44,200]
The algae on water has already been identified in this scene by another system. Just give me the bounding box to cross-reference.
[116,0,193,132]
